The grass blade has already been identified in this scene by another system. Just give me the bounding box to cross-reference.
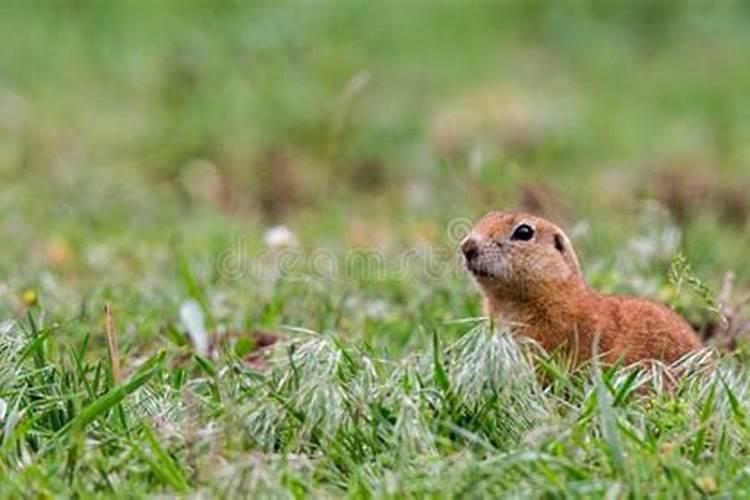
[593,363,625,476]
[55,351,165,440]
[136,422,190,493]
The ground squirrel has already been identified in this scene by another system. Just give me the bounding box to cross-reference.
[461,211,702,366]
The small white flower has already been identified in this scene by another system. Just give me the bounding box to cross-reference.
[263,225,298,248]
[0,398,6,422]
[405,181,429,210]
[365,299,390,318]
[469,145,484,174]
[180,300,209,356]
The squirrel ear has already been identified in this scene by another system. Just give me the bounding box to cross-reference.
[553,234,565,253]
[553,231,583,278]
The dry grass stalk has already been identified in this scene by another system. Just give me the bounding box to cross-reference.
[105,303,122,384]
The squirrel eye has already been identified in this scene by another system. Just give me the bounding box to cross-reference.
[511,223,535,241]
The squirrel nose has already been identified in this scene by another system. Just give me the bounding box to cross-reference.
[461,238,479,261]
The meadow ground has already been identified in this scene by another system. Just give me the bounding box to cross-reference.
[1,2,750,497]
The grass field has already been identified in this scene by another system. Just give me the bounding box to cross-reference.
[1,2,750,497]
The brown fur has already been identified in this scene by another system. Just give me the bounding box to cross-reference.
[462,211,702,366]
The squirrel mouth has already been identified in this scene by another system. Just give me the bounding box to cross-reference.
[466,262,494,279]
[472,269,493,279]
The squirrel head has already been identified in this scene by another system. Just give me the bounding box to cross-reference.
[461,211,583,301]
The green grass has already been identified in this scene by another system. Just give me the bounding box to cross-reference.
[1,318,747,497]
[1,1,750,497]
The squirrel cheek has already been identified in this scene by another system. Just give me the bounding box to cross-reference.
[488,249,510,274]
[519,251,560,282]
[538,254,573,281]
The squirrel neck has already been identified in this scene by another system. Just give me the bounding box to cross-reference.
[483,277,594,331]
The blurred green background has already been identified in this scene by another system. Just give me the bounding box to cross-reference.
[1,1,749,351]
